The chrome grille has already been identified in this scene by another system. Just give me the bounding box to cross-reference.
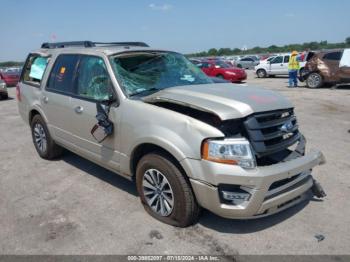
[244,108,301,157]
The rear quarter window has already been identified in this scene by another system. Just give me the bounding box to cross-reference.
[323,51,343,61]
[22,54,49,87]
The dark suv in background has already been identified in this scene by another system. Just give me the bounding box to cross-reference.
[301,49,350,88]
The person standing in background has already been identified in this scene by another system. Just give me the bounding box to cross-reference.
[288,50,300,87]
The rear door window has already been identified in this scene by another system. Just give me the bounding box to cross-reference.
[46,54,79,94]
[22,54,49,86]
[323,51,343,61]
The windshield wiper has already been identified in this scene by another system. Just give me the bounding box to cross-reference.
[129,88,161,97]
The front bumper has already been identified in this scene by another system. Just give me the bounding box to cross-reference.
[181,150,325,219]
[231,74,247,82]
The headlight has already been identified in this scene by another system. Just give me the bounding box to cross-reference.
[202,138,256,169]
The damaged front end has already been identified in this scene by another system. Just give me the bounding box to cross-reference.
[144,96,326,206]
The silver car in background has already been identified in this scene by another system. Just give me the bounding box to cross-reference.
[236,56,260,69]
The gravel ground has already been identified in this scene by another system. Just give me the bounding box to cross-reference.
[0,71,349,256]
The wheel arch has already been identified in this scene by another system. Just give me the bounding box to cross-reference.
[130,142,187,181]
[29,106,48,124]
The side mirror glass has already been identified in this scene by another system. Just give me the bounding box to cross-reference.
[91,124,109,143]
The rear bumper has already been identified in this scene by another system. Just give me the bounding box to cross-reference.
[182,150,325,219]
[3,79,19,86]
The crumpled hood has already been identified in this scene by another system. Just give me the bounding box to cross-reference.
[143,83,293,120]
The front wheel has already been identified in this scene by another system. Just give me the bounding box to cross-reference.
[257,69,267,78]
[136,153,201,227]
[306,72,323,88]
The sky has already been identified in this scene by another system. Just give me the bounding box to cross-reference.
[1,0,349,61]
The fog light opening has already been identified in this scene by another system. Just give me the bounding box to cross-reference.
[221,190,251,205]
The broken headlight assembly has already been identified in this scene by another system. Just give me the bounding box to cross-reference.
[201,138,256,169]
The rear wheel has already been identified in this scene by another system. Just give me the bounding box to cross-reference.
[136,153,201,227]
[306,72,323,88]
[257,69,267,78]
[30,114,63,159]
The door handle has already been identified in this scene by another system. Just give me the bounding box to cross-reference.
[280,64,284,66]
[74,106,84,114]
[42,96,48,103]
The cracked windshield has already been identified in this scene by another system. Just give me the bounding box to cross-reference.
[110,52,213,96]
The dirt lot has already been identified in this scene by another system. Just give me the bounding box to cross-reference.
[0,71,349,256]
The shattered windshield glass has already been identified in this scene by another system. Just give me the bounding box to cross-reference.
[109,51,213,96]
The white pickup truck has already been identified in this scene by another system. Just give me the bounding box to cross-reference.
[255,53,306,78]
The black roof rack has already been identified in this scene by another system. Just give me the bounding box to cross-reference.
[41,41,149,49]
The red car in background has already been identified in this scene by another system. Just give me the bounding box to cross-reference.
[0,68,21,87]
[196,60,247,83]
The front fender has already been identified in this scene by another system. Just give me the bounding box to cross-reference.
[118,99,224,176]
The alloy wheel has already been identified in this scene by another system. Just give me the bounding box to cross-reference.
[308,73,321,88]
[142,168,174,216]
[33,123,47,153]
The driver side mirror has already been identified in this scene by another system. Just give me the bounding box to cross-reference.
[100,91,118,106]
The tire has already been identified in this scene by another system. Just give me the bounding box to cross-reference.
[216,74,224,79]
[237,64,242,68]
[136,153,201,227]
[30,114,63,159]
[0,94,8,100]
[306,72,323,88]
[257,69,267,78]
[298,68,305,82]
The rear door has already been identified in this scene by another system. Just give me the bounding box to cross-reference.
[281,55,290,74]
[322,51,343,82]
[42,54,79,144]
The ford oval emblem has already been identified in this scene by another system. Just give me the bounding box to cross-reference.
[280,121,294,133]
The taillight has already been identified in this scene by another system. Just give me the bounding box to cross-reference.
[16,84,21,101]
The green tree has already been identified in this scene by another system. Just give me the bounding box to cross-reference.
[232,48,241,54]
[346,37,350,45]
[0,61,24,67]
[207,48,218,56]
[217,48,232,56]
[187,38,350,58]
